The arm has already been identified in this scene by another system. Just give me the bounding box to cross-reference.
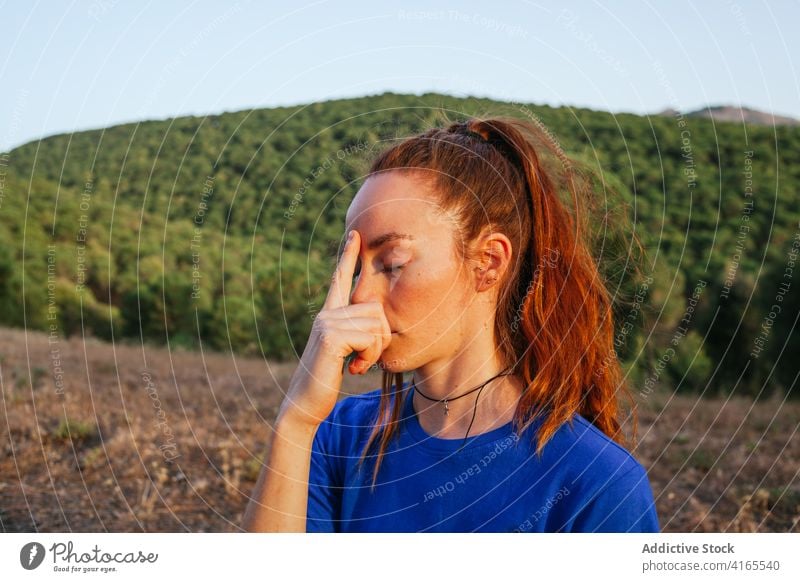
[241,411,319,532]
[242,228,389,532]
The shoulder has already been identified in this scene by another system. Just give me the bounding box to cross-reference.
[325,386,385,426]
[538,414,658,531]
[315,386,388,445]
[311,387,393,476]
[542,413,649,490]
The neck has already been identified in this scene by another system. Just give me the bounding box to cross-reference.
[410,356,522,440]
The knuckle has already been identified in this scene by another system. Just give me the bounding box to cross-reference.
[318,329,331,347]
[316,325,335,347]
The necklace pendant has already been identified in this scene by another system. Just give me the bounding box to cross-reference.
[444,399,449,416]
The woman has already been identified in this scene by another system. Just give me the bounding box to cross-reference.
[242,115,660,533]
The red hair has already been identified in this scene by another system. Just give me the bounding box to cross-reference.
[355,112,642,489]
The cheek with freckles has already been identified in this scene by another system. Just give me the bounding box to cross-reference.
[389,258,471,345]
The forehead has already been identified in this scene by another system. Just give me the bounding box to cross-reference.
[345,172,444,231]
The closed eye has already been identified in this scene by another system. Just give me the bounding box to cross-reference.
[352,263,404,280]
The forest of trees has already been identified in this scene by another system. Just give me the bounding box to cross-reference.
[1,92,798,398]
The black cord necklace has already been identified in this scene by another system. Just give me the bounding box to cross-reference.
[410,367,515,451]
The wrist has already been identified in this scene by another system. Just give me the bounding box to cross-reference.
[274,404,324,434]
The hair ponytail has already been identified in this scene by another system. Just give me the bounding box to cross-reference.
[356,113,641,490]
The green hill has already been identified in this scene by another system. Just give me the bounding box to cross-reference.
[1,92,798,397]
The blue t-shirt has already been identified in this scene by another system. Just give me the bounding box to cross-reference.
[307,384,660,532]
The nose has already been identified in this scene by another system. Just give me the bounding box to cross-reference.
[349,262,384,306]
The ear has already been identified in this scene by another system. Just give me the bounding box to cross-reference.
[472,228,513,291]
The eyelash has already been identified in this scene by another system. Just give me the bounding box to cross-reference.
[352,264,405,278]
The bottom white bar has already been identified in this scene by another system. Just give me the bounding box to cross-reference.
[2,533,797,581]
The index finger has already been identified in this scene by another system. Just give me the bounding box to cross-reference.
[323,229,360,310]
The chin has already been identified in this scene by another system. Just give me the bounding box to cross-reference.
[376,353,412,374]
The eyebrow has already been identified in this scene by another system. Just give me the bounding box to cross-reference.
[366,231,415,250]
[337,231,415,261]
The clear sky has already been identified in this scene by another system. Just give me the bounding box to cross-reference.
[1,0,798,152]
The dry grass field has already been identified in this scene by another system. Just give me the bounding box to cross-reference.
[1,326,797,532]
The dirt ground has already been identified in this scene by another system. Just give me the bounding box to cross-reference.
[1,326,797,532]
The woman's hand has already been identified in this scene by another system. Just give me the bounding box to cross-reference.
[277,229,392,428]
